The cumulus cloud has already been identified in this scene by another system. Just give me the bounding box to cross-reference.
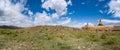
[33,11,52,25]
[102,19,120,26]
[0,0,81,28]
[67,0,72,5]
[0,0,32,27]
[28,10,33,16]
[108,0,120,17]
[33,0,74,26]
[42,0,71,18]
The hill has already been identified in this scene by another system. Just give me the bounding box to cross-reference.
[0,26,120,50]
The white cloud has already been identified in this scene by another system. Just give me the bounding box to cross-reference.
[68,11,75,15]
[105,0,120,26]
[0,0,82,28]
[64,21,94,28]
[99,10,104,14]
[41,0,45,3]
[34,0,73,26]
[0,0,32,27]
[108,0,120,17]
[57,17,71,25]
[67,0,72,5]
[51,13,59,19]
[33,11,52,25]
[42,0,71,18]
[66,23,82,28]
[58,18,86,28]
[102,19,120,26]
[28,10,33,16]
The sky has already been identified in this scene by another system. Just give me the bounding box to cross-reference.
[0,0,120,28]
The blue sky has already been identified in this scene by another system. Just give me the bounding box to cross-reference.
[0,0,120,27]
[26,0,110,23]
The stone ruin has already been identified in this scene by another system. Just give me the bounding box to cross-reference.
[82,19,120,31]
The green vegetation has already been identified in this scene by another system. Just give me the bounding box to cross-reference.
[0,26,120,50]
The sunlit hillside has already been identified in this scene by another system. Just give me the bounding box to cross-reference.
[0,26,120,50]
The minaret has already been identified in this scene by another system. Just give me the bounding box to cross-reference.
[98,19,104,26]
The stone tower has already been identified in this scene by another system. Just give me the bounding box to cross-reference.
[85,23,89,27]
[98,19,104,26]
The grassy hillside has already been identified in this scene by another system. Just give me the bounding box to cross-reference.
[0,26,120,50]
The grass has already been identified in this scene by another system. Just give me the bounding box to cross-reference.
[0,26,120,50]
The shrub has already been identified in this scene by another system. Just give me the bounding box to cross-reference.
[56,42,72,50]
[101,34,106,39]
[0,30,12,35]
[43,34,52,40]
[0,42,4,49]
[102,37,116,45]
[20,30,24,33]
[88,35,100,42]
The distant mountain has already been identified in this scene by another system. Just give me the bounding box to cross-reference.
[0,25,21,29]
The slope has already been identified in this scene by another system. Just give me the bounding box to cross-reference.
[0,26,120,50]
